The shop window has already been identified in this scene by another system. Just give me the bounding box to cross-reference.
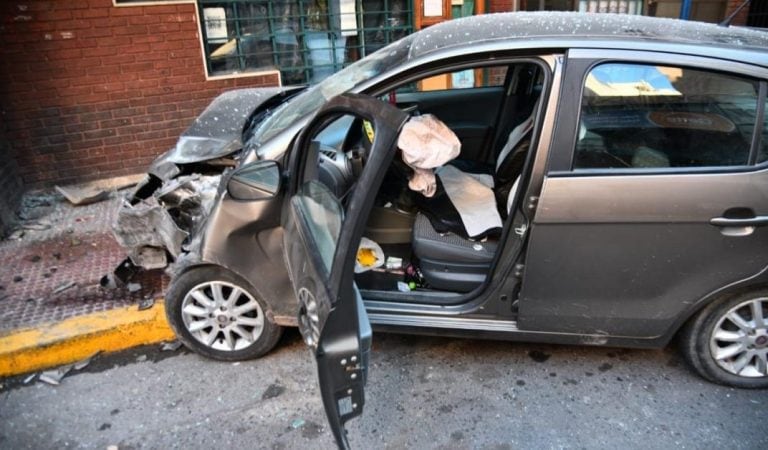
[197,0,413,85]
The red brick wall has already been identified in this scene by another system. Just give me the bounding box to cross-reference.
[489,0,516,13]
[0,0,280,187]
[724,0,748,25]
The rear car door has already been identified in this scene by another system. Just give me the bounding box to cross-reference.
[519,50,768,340]
[281,94,408,448]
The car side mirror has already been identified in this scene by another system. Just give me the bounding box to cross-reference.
[227,161,281,201]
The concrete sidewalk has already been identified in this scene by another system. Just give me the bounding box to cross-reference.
[0,190,174,377]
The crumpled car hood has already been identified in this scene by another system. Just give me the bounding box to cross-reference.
[163,87,286,165]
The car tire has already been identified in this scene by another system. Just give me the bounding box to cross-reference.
[680,290,768,388]
[165,265,283,361]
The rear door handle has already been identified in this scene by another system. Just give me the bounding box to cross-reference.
[710,216,768,227]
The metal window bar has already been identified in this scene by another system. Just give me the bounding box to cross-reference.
[197,0,414,84]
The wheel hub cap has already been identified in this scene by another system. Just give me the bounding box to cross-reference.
[709,297,768,378]
[180,280,265,352]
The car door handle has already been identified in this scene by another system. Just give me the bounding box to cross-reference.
[710,216,768,227]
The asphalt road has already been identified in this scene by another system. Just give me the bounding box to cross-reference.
[2,330,767,449]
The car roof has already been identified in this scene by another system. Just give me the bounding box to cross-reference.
[407,12,768,61]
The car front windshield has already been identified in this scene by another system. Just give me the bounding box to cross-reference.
[249,36,414,146]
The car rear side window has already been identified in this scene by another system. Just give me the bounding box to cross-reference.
[573,63,760,170]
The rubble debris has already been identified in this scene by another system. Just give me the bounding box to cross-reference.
[161,341,183,352]
[127,282,142,293]
[137,295,155,311]
[23,373,36,384]
[52,281,77,295]
[21,220,52,231]
[55,184,109,206]
[13,276,23,283]
[7,229,25,240]
[73,351,101,370]
[39,364,73,385]
[130,246,167,270]
[100,274,118,290]
[70,238,81,247]
[113,197,188,259]
[135,354,148,362]
[291,419,306,429]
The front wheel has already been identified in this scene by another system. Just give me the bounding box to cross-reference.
[680,290,768,389]
[165,266,283,361]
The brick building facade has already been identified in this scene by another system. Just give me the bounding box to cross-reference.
[0,0,279,190]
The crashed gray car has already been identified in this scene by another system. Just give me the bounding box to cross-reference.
[114,15,768,437]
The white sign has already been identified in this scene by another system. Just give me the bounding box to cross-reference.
[424,0,443,17]
[203,7,227,41]
[340,0,358,37]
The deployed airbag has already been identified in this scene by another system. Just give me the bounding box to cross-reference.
[436,165,502,238]
[397,114,461,197]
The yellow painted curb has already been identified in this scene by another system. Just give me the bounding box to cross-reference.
[0,302,175,377]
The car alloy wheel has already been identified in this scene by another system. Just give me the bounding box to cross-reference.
[181,280,265,352]
[709,297,768,378]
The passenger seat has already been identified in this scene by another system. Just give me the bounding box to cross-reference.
[411,117,530,293]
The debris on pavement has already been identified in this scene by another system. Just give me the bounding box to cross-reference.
[161,341,183,352]
[127,282,142,293]
[52,281,77,295]
[135,354,148,362]
[23,373,36,384]
[7,229,25,240]
[55,184,109,206]
[73,352,101,370]
[290,419,306,429]
[21,220,52,231]
[39,364,74,385]
[13,276,23,283]
[137,295,155,311]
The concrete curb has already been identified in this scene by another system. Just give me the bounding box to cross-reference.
[0,302,174,377]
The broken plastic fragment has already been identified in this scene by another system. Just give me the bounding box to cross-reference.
[52,281,77,295]
[161,341,183,352]
[39,364,73,385]
[73,351,101,370]
[137,296,155,311]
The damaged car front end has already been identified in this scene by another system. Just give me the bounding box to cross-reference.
[107,87,302,286]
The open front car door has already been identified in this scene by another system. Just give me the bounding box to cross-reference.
[282,94,409,449]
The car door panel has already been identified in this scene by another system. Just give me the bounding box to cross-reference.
[519,171,768,338]
[519,51,768,340]
[282,94,408,449]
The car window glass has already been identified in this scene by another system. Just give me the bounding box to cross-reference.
[573,63,759,170]
[397,67,508,93]
[294,180,344,276]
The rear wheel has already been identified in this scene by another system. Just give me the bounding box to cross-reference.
[165,266,282,361]
[681,290,768,388]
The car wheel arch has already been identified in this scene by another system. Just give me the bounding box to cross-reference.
[666,280,768,347]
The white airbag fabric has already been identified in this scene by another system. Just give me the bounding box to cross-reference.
[398,114,461,197]
[437,165,502,238]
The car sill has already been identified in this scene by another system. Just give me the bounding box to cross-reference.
[368,313,519,332]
